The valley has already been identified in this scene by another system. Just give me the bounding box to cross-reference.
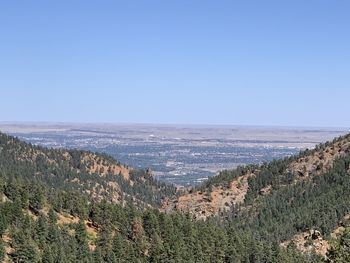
[1,129,350,262]
[0,122,346,186]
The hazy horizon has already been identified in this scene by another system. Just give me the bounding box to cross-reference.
[0,121,349,131]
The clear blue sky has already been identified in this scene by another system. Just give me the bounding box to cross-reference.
[0,1,349,127]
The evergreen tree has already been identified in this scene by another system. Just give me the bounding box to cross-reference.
[42,245,55,263]
[106,250,118,263]
[34,213,48,249]
[92,247,103,263]
[29,185,45,213]
[0,240,5,262]
[11,230,40,263]
[0,212,6,236]
[75,220,91,262]
[48,207,57,225]
[47,224,60,245]
[328,227,350,262]
[149,234,166,263]
[112,232,126,261]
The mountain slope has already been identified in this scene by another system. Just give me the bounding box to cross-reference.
[0,132,176,208]
[164,134,350,219]
[0,133,316,263]
[164,133,350,258]
[2,131,350,262]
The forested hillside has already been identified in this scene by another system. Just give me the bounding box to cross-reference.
[164,133,350,259]
[164,134,350,219]
[0,162,320,262]
[0,132,176,208]
[1,132,350,262]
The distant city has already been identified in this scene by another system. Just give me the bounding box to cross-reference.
[0,123,347,186]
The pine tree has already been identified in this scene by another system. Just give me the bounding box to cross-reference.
[34,213,48,249]
[181,218,196,262]
[0,212,6,236]
[96,226,112,258]
[112,232,126,260]
[75,220,91,262]
[11,230,40,263]
[106,250,118,263]
[143,210,160,239]
[55,243,68,263]
[11,198,24,227]
[47,224,60,245]
[225,230,242,263]
[212,227,228,263]
[29,185,45,213]
[42,245,55,263]
[0,240,5,262]
[48,208,57,225]
[93,247,103,263]
[149,234,166,263]
[130,216,149,258]
[328,227,350,262]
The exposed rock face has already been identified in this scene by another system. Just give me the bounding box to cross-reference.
[289,137,350,178]
[164,134,350,220]
[281,215,350,259]
[281,229,329,258]
[311,229,322,240]
[259,185,272,196]
[81,153,130,180]
[162,173,253,220]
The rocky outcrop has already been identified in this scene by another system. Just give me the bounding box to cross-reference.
[164,134,350,220]
[81,153,130,180]
[281,229,329,258]
[289,137,350,178]
[162,173,253,220]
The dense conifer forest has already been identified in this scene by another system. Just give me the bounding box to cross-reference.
[0,133,176,208]
[0,170,317,262]
[1,132,350,262]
